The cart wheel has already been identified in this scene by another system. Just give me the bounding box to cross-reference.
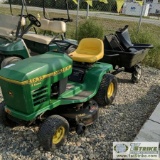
[131,64,142,83]
[0,55,4,65]
[1,56,22,68]
[94,74,118,107]
[65,45,77,54]
[38,115,69,151]
[0,101,15,126]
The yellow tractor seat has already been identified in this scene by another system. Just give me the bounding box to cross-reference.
[69,38,104,63]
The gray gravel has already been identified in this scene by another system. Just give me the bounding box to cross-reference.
[0,66,160,160]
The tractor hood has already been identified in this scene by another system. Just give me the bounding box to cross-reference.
[0,52,72,85]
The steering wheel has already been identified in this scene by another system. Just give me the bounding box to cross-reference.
[28,14,41,27]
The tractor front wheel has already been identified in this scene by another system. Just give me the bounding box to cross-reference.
[38,115,69,151]
[94,74,118,107]
[1,56,22,68]
[0,101,15,126]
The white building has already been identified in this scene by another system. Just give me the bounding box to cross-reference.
[122,0,160,16]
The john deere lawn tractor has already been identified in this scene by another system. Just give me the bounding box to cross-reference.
[0,38,117,151]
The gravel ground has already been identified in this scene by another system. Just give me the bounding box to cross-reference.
[0,66,160,160]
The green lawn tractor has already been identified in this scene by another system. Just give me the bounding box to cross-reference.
[0,38,117,151]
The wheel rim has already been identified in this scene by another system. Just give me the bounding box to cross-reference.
[136,69,142,79]
[52,126,65,144]
[107,82,114,98]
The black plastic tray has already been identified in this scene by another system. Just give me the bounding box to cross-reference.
[101,48,149,68]
[101,33,153,68]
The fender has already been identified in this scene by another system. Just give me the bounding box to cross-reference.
[0,39,30,59]
[83,62,113,96]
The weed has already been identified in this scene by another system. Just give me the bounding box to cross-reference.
[76,19,104,42]
[130,27,160,69]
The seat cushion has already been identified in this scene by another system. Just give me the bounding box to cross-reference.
[69,38,104,63]
[49,21,66,33]
[69,51,103,63]
[23,33,52,45]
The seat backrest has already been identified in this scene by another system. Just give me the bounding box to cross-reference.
[116,25,133,49]
[77,38,104,56]
[48,21,66,33]
[0,14,19,35]
[38,19,66,34]
[39,18,50,30]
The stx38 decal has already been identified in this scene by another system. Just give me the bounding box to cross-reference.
[0,65,72,85]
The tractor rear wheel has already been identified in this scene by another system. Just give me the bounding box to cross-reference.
[38,115,69,151]
[1,56,22,68]
[94,74,117,107]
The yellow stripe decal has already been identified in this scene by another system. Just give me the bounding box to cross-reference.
[0,65,72,85]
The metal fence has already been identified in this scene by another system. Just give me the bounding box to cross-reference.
[3,0,118,13]
[0,0,159,39]
[1,0,160,19]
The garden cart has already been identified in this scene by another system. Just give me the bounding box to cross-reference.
[0,38,117,151]
[101,25,153,83]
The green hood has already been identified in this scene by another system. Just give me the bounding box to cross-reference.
[0,52,72,84]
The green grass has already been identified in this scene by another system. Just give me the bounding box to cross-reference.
[130,27,160,69]
[0,7,160,69]
[76,19,104,41]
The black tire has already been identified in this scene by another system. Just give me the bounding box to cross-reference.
[1,56,22,68]
[0,55,4,65]
[94,74,118,107]
[0,101,6,125]
[0,101,15,126]
[38,115,69,151]
[65,45,77,54]
[131,64,142,83]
